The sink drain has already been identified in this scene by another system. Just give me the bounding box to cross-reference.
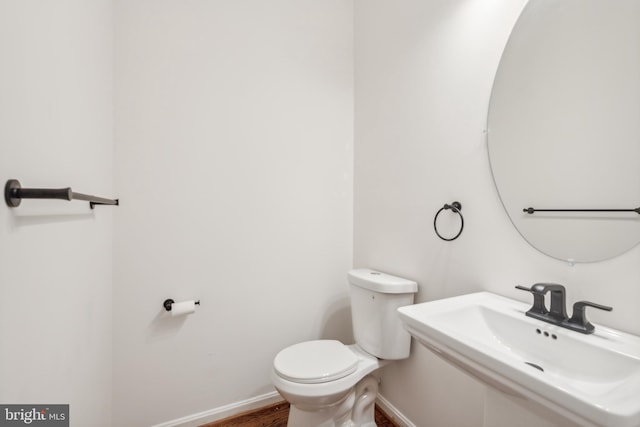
[525,362,544,372]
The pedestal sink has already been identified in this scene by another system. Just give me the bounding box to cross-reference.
[397,292,640,427]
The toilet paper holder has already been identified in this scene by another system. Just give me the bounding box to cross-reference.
[163,298,201,312]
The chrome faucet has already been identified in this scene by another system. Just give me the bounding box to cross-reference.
[515,283,612,334]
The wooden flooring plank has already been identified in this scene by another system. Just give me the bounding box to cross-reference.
[199,401,400,427]
[374,404,401,427]
[200,401,290,427]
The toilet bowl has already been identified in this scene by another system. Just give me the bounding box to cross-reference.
[271,269,418,427]
[271,341,387,427]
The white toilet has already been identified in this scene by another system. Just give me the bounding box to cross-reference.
[271,269,418,427]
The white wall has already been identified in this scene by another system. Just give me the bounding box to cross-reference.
[0,1,114,426]
[354,1,640,426]
[113,1,354,425]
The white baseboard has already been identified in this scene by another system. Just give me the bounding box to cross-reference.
[376,394,416,427]
[151,391,283,427]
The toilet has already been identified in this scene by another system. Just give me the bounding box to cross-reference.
[271,269,418,427]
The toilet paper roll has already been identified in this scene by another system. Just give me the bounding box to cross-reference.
[170,300,197,317]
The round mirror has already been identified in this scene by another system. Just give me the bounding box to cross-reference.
[487,0,640,263]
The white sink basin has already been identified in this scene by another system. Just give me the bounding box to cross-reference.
[398,292,640,427]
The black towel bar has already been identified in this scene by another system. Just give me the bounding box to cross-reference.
[523,206,640,215]
[4,179,119,209]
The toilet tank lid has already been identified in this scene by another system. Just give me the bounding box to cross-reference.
[348,269,418,294]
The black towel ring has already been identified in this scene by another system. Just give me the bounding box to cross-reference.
[434,201,464,241]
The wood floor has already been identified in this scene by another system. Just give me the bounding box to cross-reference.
[200,401,400,427]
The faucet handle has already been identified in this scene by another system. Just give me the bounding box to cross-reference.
[568,301,613,334]
[515,285,548,315]
[574,301,612,312]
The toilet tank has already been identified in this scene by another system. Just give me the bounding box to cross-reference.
[348,269,418,360]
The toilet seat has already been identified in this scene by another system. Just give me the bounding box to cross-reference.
[274,340,358,384]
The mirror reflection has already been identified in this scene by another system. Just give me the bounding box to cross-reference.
[487,0,640,263]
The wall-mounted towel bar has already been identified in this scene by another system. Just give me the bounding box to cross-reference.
[4,179,119,209]
[523,206,640,215]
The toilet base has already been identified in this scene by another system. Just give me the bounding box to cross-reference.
[286,375,379,427]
